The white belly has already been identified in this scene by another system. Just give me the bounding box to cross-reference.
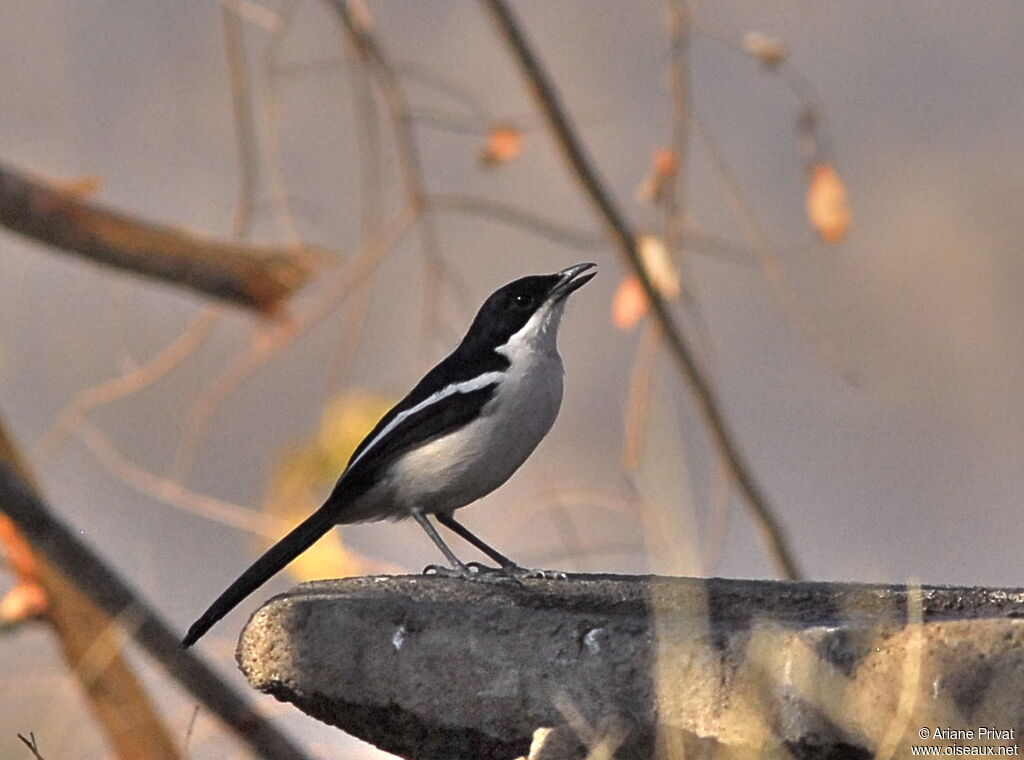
[343,350,564,521]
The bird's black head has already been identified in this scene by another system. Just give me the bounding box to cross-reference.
[464,262,597,352]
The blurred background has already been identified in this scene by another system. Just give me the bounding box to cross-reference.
[1,0,1023,757]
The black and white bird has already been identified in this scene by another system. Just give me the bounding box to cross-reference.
[182,262,596,647]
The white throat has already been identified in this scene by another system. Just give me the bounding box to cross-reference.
[496,298,567,363]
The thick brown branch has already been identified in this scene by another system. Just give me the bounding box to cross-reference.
[0,421,181,760]
[0,420,316,760]
[481,0,803,580]
[14,530,184,760]
[0,162,317,315]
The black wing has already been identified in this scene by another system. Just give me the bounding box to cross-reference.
[331,340,508,500]
[346,344,508,467]
[327,380,500,505]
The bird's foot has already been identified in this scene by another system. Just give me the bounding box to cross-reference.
[422,563,521,585]
[466,562,568,581]
[515,567,569,581]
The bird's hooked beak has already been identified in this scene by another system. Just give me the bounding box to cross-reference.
[549,262,597,302]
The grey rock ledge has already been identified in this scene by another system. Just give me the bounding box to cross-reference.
[237,574,1024,759]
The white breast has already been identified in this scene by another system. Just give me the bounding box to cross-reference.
[386,346,563,515]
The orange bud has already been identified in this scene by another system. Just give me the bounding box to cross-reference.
[479,124,522,168]
[636,148,679,205]
[0,582,47,624]
[611,235,681,330]
[742,32,788,68]
[652,148,678,178]
[807,162,851,244]
[612,275,648,330]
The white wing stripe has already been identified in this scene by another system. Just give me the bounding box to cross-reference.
[344,371,505,473]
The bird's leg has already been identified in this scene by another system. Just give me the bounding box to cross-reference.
[437,513,566,580]
[413,509,517,583]
[436,513,521,572]
[412,509,471,575]
[434,514,532,581]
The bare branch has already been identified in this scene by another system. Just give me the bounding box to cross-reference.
[0,420,317,760]
[261,0,304,243]
[662,0,692,247]
[621,321,660,474]
[0,161,317,315]
[17,733,45,760]
[168,203,418,481]
[329,0,473,357]
[427,193,606,250]
[2,421,180,760]
[221,2,261,239]
[429,192,758,264]
[34,307,221,462]
[481,0,803,580]
[72,418,287,538]
[692,115,859,385]
[394,62,494,127]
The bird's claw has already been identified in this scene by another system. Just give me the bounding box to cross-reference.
[477,562,568,581]
[522,568,568,580]
[464,561,508,576]
[422,563,475,579]
[422,563,521,585]
[421,562,566,583]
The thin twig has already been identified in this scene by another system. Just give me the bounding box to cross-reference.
[700,29,834,164]
[430,191,759,264]
[261,0,303,244]
[702,455,733,574]
[692,114,859,385]
[323,274,374,398]
[73,418,287,538]
[182,704,201,757]
[663,0,692,248]
[222,3,261,239]
[348,19,385,252]
[329,0,474,360]
[622,321,659,473]
[321,11,385,399]
[394,62,494,127]
[675,227,760,264]
[221,0,284,35]
[408,108,495,136]
[331,0,441,358]
[660,4,732,581]
[160,0,303,484]
[17,733,45,760]
[659,0,719,347]
[427,193,606,250]
[482,0,802,580]
[33,307,221,462]
[168,204,418,481]
[0,162,316,315]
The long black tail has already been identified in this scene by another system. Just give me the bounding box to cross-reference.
[182,503,338,647]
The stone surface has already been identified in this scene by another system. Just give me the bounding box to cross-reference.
[237,575,1024,759]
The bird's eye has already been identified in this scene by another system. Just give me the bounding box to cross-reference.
[511,293,535,310]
